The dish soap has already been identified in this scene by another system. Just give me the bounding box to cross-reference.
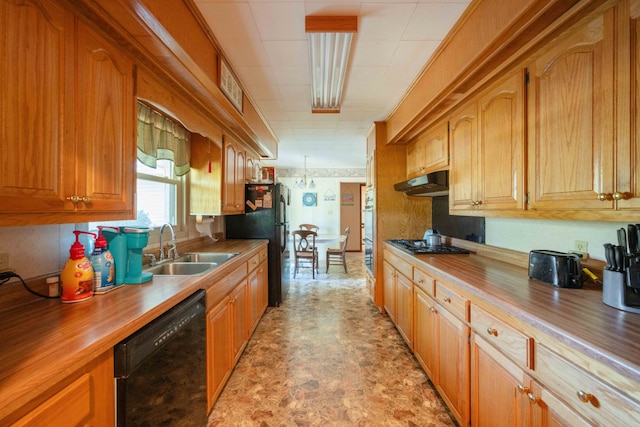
[60,230,95,303]
[91,227,116,294]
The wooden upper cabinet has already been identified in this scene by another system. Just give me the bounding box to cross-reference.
[222,136,245,215]
[245,149,261,183]
[75,21,134,212]
[0,0,135,225]
[0,0,73,215]
[406,120,449,178]
[449,98,478,211]
[190,133,223,216]
[450,69,525,213]
[527,10,615,212]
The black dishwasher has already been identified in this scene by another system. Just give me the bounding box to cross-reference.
[114,289,207,426]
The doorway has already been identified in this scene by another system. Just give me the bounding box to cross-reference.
[339,182,364,252]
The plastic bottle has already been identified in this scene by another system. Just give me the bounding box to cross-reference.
[60,231,95,303]
[91,227,116,294]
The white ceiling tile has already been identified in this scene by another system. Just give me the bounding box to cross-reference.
[192,0,471,168]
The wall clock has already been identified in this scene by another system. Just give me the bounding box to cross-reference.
[302,192,317,207]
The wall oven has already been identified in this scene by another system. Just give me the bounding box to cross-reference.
[363,190,374,275]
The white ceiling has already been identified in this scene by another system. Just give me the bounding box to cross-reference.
[193,0,471,170]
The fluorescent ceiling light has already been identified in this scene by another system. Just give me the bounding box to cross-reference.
[305,16,357,114]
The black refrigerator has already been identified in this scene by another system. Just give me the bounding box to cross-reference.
[225,183,290,306]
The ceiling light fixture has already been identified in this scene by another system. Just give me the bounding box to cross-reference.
[294,155,316,189]
[305,16,357,114]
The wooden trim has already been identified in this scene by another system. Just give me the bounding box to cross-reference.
[305,16,358,33]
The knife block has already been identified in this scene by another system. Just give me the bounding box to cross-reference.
[602,270,640,314]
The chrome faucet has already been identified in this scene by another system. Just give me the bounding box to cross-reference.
[159,223,179,261]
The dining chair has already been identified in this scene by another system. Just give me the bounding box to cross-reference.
[326,227,350,273]
[292,229,318,278]
[299,223,319,232]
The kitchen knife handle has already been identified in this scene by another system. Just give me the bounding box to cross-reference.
[629,224,638,254]
[618,228,628,254]
[614,245,625,272]
[604,243,614,270]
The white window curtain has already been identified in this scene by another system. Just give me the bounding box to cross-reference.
[137,101,191,176]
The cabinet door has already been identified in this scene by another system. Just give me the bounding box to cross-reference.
[248,268,260,334]
[395,271,413,348]
[190,134,223,215]
[414,286,438,382]
[383,261,397,323]
[222,138,238,214]
[258,259,268,314]
[222,137,245,214]
[231,279,249,363]
[75,21,134,212]
[471,332,527,427]
[406,138,427,178]
[437,304,470,427]
[528,378,592,427]
[366,151,375,189]
[449,99,478,211]
[0,0,73,215]
[478,69,525,211]
[527,11,615,211]
[206,298,232,411]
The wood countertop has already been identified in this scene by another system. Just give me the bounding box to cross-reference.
[384,243,640,403]
[0,239,267,422]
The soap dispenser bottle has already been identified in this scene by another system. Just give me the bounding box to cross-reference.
[60,230,95,303]
[91,227,116,294]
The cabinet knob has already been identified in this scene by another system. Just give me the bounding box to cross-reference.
[527,393,539,404]
[418,279,424,284]
[612,192,631,200]
[486,327,498,336]
[576,390,593,403]
[597,193,612,201]
[443,296,451,303]
[81,196,91,203]
[476,200,483,206]
[429,306,436,313]
[517,384,529,394]
[66,195,80,203]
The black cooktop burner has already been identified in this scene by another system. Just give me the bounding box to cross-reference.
[387,239,469,255]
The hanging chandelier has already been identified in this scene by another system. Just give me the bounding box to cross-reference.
[294,155,316,189]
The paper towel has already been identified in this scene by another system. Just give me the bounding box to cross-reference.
[195,215,218,241]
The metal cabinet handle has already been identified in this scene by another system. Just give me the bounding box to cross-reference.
[429,306,436,313]
[443,296,451,303]
[576,390,593,403]
[517,384,529,394]
[66,195,80,203]
[597,193,612,201]
[527,393,539,403]
[82,196,91,203]
[486,327,498,336]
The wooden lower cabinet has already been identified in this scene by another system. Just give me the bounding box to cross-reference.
[437,303,470,426]
[414,285,438,381]
[395,271,413,347]
[471,331,529,427]
[206,245,269,412]
[13,350,114,427]
[383,261,397,323]
[206,297,232,411]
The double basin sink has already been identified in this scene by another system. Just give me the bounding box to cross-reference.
[145,252,239,276]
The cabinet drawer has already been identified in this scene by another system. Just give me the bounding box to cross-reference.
[536,343,640,426]
[413,267,434,296]
[385,249,412,279]
[470,305,533,368]
[435,281,469,322]
[14,374,92,427]
[248,253,261,271]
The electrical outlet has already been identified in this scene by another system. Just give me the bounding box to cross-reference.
[0,253,9,270]
[575,240,588,253]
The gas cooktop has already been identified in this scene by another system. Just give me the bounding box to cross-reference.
[387,239,470,255]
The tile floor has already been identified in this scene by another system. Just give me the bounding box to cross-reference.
[207,253,456,427]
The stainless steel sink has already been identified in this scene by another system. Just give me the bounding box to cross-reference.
[177,252,239,264]
[146,262,216,276]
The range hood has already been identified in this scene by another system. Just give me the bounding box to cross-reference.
[394,170,449,197]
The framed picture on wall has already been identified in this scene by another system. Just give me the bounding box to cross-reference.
[302,192,317,207]
[218,57,243,113]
